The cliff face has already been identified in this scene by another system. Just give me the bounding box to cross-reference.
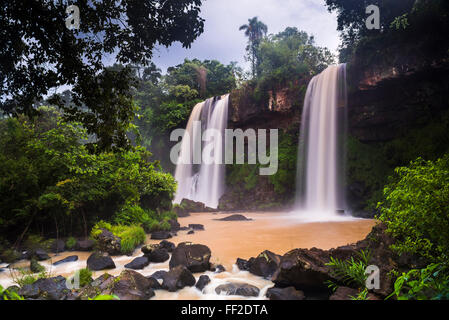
[220,59,449,213]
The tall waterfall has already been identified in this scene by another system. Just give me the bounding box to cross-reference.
[295,64,347,217]
[173,94,229,209]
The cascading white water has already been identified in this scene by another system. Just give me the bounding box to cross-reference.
[173,94,229,209]
[295,64,347,219]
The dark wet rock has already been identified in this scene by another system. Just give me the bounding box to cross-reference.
[53,255,78,266]
[147,248,169,263]
[236,258,250,271]
[75,239,95,251]
[329,286,360,300]
[187,230,194,234]
[86,252,116,271]
[96,229,122,256]
[124,256,149,270]
[272,248,331,291]
[188,224,204,231]
[179,226,190,231]
[266,286,305,300]
[215,214,252,221]
[110,270,155,300]
[0,268,5,273]
[195,275,211,291]
[18,283,40,299]
[214,264,226,273]
[151,231,172,240]
[30,258,45,273]
[141,244,160,254]
[159,240,175,253]
[169,242,211,273]
[146,276,162,290]
[162,265,196,292]
[33,249,50,261]
[6,285,20,294]
[150,270,167,280]
[215,282,260,297]
[179,199,217,213]
[248,250,281,278]
[168,219,180,231]
[50,239,66,253]
[19,276,69,300]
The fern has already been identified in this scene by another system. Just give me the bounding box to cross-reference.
[326,250,372,290]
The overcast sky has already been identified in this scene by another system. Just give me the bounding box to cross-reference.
[152,0,340,73]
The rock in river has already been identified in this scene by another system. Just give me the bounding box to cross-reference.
[53,255,78,266]
[124,256,149,270]
[215,282,260,297]
[162,265,196,292]
[266,287,305,300]
[150,231,172,240]
[215,214,252,221]
[169,242,211,273]
[195,275,211,291]
[86,252,116,271]
[248,250,281,278]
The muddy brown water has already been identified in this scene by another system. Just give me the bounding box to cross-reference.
[0,211,376,299]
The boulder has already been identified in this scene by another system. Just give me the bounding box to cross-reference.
[110,270,155,300]
[169,242,211,273]
[215,282,260,297]
[50,239,66,253]
[195,275,211,291]
[266,287,305,300]
[188,224,204,231]
[187,230,194,235]
[96,229,122,255]
[18,276,69,300]
[162,265,196,292]
[168,219,180,231]
[248,250,281,278]
[236,258,250,271]
[76,239,95,251]
[124,256,149,270]
[146,276,162,290]
[33,249,50,261]
[86,252,116,271]
[151,231,172,240]
[272,248,331,291]
[147,248,169,263]
[215,214,252,221]
[159,240,175,252]
[141,244,160,255]
[149,270,167,280]
[329,286,360,300]
[53,255,78,266]
[214,264,226,273]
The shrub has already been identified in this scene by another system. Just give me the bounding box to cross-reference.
[378,155,449,261]
[77,268,93,287]
[389,262,449,300]
[325,250,371,291]
[66,237,77,250]
[0,285,24,300]
[91,222,146,255]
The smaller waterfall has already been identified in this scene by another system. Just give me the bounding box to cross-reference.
[295,64,347,219]
[173,94,229,209]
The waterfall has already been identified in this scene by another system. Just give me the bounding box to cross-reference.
[173,94,229,209]
[295,64,347,218]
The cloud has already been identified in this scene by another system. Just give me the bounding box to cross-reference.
[152,0,339,72]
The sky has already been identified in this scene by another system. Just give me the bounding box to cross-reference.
[152,0,340,73]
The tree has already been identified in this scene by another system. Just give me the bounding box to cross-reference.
[239,17,268,78]
[0,0,205,151]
